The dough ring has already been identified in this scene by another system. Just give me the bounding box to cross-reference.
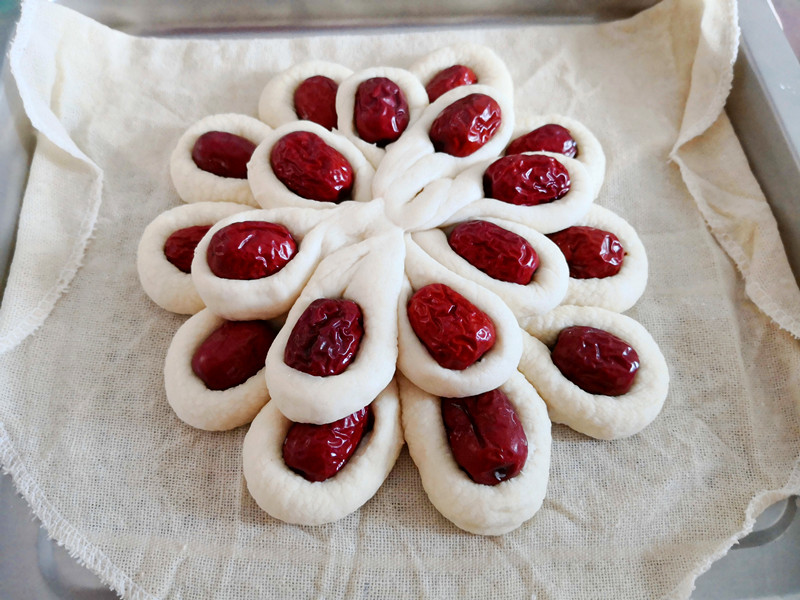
[137,201,250,314]
[519,306,669,440]
[409,43,513,102]
[248,120,375,209]
[398,235,522,398]
[242,379,404,526]
[265,230,405,425]
[399,371,551,536]
[557,204,649,313]
[258,61,354,128]
[164,309,273,431]
[191,207,334,321]
[170,113,271,207]
[442,151,595,235]
[411,216,569,320]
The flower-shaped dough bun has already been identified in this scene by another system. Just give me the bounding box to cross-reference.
[336,67,429,168]
[398,235,522,398]
[248,121,375,209]
[258,61,354,128]
[164,309,273,431]
[242,380,404,525]
[399,371,551,536]
[170,114,271,207]
[442,151,594,235]
[265,230,405,425]
[508,114,606,198]
[409,43,513,101]
[411,217,569,319]
[191,207,334,321]
[519,306,669,440]
[555,204,649,313]
[137,201,250,314]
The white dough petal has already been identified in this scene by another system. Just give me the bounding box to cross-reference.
[164,309,273,431]
[519,306,669,440]
[398,236,522,398]
[265,230,405,424]
[170,114,271,207]
[258,61,353,128]
[399,372,551,536]
[243,380,404,526]
[137,202,251,314]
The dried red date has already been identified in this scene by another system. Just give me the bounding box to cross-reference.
[506,124,578,158]
[191,131,256,179]
[407,283,495,370]
[164,225,211,273]
[551,326,640,396]
[547,226,624,279]
[284,298,364,377]
[448,220,539,285]
[429,93,502,157]
[483,154,571,206]
[206,221,297,280]
[353,77,409,146]
[442,389,528,486]
[293,75,339,131]
[191,320,276,391]
[426,64,478,102]
[283,406,372,482]
[270,131,354,203]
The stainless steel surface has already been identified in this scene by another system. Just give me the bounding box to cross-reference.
[1,1,799,598]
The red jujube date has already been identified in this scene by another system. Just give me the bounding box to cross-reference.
[191,320,277,391]
[442,389,528,485]
[448,220,539,285]
[407,283,495,370]
[429,93,502,157]
[284,298,364,377]
[191,131,256,179]
[353,77,409,146]
[294,75,339,131]
[506,124,578,158]
[164,225,211,273]
[483,154,571,206]
[547,226,624,279]
[270,131,354,203]
[283,406,372,482]
[206,221,297,280]
[550,326,640,396]
[426,64,478,102]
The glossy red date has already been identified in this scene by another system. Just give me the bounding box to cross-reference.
[293,75,339,131]
[429,93,502,157]
[191,131,256,179]
[407,283,495,370]
[353,77,409,146]
[206,220,297,280]
[506,124,578,158]
[425,64,478,102]
[442,389,528,486]
[483,154,571,206]
[164,225,211,274]
[547,226,624,279]
[551,326,640,396]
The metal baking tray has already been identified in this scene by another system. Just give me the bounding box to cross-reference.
[1,0,798,598]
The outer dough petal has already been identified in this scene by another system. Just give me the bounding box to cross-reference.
[265,230,405,424]
[556,204,649,313]
[164,309,272,431]
[509,114,606,198]
[398,236,522,398]
[399,371,551,536]
[409,43,513,101]
[258,61,354,128]
[137,202,250,314]
[519,306,669,440]
[442,151,595,234]
[242,380,404,526]
[191,207,333,321]
[336,67,429,168]
[411,217,569,319]
[170,114,271,207]
[248,121,375,209]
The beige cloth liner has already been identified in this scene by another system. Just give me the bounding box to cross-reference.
[0,0,799,598]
